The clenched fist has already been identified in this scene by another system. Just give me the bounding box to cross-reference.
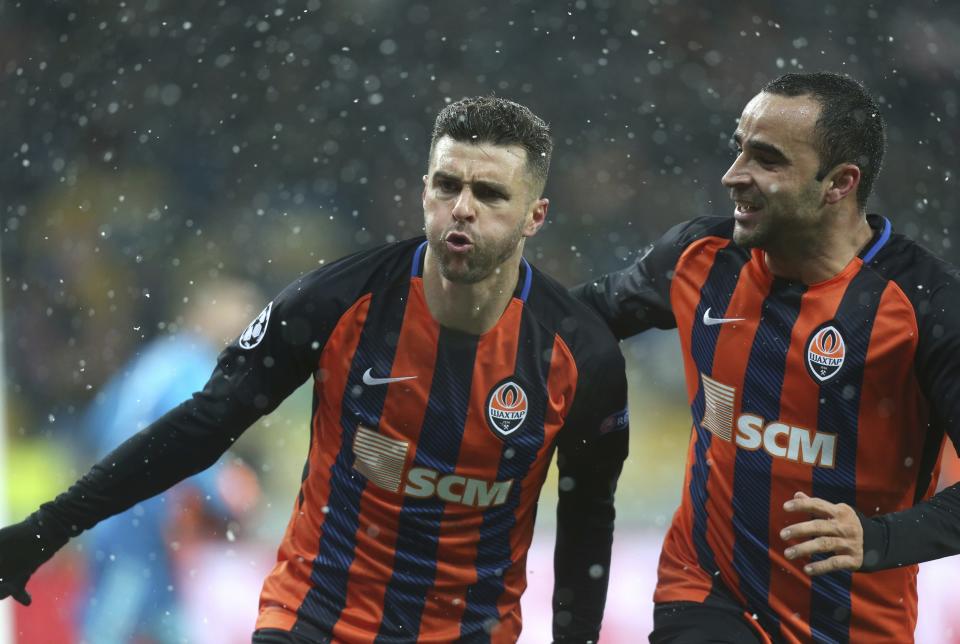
[0,515,65,606]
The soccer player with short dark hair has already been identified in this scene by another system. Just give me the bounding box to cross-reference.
[574,72,960,643]
[0,96,630,643]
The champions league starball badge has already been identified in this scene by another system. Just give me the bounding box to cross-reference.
[239,301,273,350]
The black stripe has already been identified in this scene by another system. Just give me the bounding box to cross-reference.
[809,267,885,642]
[375,328,479,643]
[732,279,806,639]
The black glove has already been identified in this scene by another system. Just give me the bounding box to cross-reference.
[0,514,67,606]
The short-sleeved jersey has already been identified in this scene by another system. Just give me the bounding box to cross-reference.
[222,238,631,642]
[574,215,960,643]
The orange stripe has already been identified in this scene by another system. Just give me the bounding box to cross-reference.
[654,428,708,602]
[656,236,747,604]
[656,237,728,603]
[333,278,440,642]
[256,294,372,631]
[495,332,580,641]
[848,281,924,643]
[742,611,775,644]
[670,237,730,402]
[417,297,530,642]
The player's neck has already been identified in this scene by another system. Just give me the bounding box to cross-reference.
[422,247,522,335]
[764,212,874,284]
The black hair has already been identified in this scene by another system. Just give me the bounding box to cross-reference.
[430,96,553,194]
[762,72,885,209]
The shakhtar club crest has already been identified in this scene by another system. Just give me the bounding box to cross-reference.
[486,379,529,437]
[806,323,846,382]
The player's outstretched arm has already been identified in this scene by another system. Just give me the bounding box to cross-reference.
[0,516,64,605]
[0,274,345,606]
[0,391,251,606]
[0,298,318,605]
[780,483,960,574]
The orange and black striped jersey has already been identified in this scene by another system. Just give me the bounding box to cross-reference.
[38,237,629,643]
[574,215,960,643]
[246,238,629,642]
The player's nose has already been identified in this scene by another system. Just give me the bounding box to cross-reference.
[721,154,751,189]
[451,189,477,221]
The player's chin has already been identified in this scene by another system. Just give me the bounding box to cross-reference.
[732,222,765,249]
[732,224,752,247]
[438,260,482,284]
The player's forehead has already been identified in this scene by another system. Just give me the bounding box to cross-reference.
[734,92,820,153]
[429,136,529,185]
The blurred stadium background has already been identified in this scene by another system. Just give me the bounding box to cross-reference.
[2,0,959,642]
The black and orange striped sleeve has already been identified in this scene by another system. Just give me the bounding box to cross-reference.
[571,216,732,339]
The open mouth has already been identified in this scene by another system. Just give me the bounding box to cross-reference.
[735,200,761,214]
[445,232,473,250]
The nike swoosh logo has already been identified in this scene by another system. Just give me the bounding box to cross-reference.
[362,368,417,386]
[702,307,746,326]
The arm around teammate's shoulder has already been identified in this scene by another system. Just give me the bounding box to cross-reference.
[570,216,729,339]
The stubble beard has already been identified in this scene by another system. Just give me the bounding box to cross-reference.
[430,225,525,285]
[732,186,823,253]
[732,217,770,249]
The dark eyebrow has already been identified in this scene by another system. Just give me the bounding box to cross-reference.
[732,132,788,162]
[432,170,511,197]
[433,170,462,184]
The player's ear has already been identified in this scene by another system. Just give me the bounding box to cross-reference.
[824,164,860,205]
[523,198,548,238]
[422,174,429,202]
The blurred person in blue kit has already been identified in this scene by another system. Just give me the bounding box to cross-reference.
[77,280,262,644]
